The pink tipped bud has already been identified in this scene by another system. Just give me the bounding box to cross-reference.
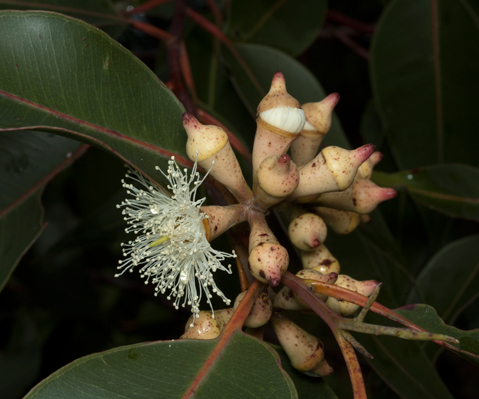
[234,291,272,328]
[358,150,383,179]
[288,213,327,251]
[183,113,253,202]
[302,93,340,134]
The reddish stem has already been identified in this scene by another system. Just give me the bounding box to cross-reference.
[179,41,198,103]
[123,0,172,14]
[327,10,375,35]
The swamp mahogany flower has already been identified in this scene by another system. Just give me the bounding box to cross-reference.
[116,156,236,326]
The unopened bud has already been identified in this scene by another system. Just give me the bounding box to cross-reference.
[271,312,333,376]
[289,144,375,200]
[183,113,253,202]
[312,207,361,235]
[234,291,272,328]
[291,93,340,167]
[301,244,341,274]
[288,212,327,251]
[358,151,383,179]
[201,204,247,242]
[181,308,233,339]
[326,275,381,316]
[313,178,397,214]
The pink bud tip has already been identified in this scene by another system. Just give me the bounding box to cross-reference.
[182,112,200,127]
[328,272,339,282]
[312,238,321,248]
[354,144,375,164]
[381,188,397,200]
[325,92,340,108]
[277,154,291,165]
[269,277,280,287]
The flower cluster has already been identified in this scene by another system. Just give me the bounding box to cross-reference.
[116,156,234,325]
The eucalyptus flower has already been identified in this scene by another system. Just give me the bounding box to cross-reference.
[116,156,235,325]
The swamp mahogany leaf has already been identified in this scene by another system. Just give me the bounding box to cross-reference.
[0,11,187,185]
[395,304,479,365]
[0,131,85,293]
[373,165,479,221]
[227,0,327,57]
[24,331,298,399]
[370,0,479,169]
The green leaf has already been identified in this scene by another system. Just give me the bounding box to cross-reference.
[0,11,186,184]
[25,331,298,399]
[360,333,454,399]
[222,43,350,149]
[0,131,84,292]
[370,0,479,169]
[406,235,479,324]
[227,0,327,57]
[395,304,479,364]
[0,0,127,37]
[373,165,479,221]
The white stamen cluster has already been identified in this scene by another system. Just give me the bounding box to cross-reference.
[116,156,235,326]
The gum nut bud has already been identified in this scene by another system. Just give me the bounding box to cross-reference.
[288,213,327,251]
[234,291,272,328]
[213,308,235,330]
[253,73,305,183]
[273,286,306,310]
[301,245,341,275]
[294,269,338,303]
[290,93,341,168]
[257,154,299,198]
[248,243,289,287]
[302,93,340,134]
[271,312,330,376]
[201,204,247,242]
[321,144,375,190]
[312,207,361,235]
[181,310,220,340]
[313,179,397,214]
[183,113,252,202]
[326,275,381,317]
[358,151,383,179]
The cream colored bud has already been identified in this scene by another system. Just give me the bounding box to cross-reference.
[288,213,327,251]
[201,204,247,242]
[271,312,333,376]
[358,151,383,179]
[255,154,299,210]
[326,275,381,316]
[313,179,397,214]
[291,93,340,167]
[300,244,341,275]
[234,291,272,328]
[312,207,361,235]
[181,308,233,339]
[253,73,304,185]
[183,113,253,202]
[274,270,337,310]
[289,144,375,200]
[248,212,289,287]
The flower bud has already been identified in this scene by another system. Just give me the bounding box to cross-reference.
[248,212,289,287]
[358,151,383,179]
[252,72,305,185]
[271,312,333,376]
[234,291,272,328]
[183,113,253,202]
[312,206,361,235]
[289,144,375,200]
[273,270,337,310]
[181,308,233,339]
[288,212,327,251]
[201,204,247,242]
[326,275,381,316]
[300,244,341,274]
[291,93,340,167]
[313,178,397,214]
[255,154,299,210]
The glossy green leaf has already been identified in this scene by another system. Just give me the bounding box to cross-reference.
[395,304,479,364]
[0,0,126,37]
[360,333,454,399]
[406,235,479,324]
[25,331,298,399]
[373,165,479,221]
[227,0,327,57]
[222,43,350,149]
[370,0,479,169]
[0,131,84,292]
[0,11,186,184]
